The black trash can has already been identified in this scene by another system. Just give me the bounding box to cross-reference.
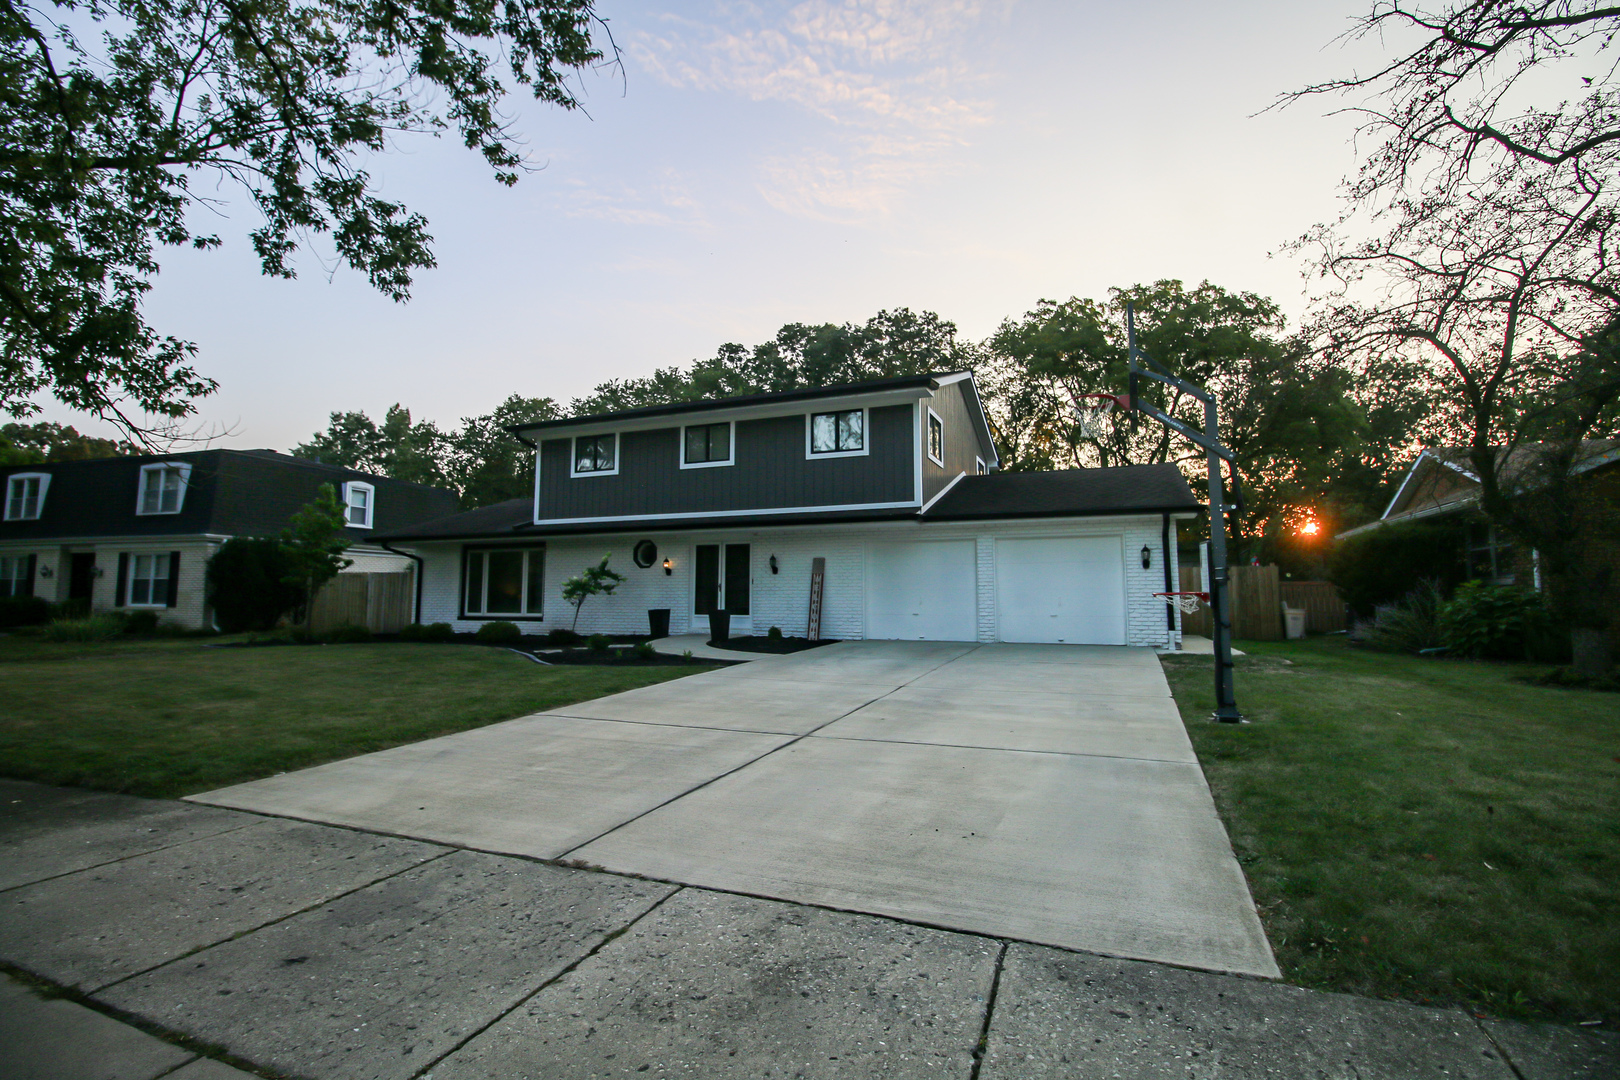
[648,608,670,639]
[709,609,730,644]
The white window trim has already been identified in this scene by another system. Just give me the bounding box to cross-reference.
[975,456,987,475]
[926,407,945,467]
[126,552,171,608]
[343,481,375,529]
[462,546,545,618]
[680,420,736,470]
[135,463,192,516]
[4,472,49,521]
[570,433,620,478]
[805,407,870,460]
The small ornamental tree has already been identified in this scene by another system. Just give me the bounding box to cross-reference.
[206,538,303,632]
[562,554,627,633]
[280,484,354,624]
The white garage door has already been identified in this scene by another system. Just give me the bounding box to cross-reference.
[866,541,978,641]
[996,536,1126,645]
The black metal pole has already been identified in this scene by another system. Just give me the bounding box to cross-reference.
[1203,400,1241,722]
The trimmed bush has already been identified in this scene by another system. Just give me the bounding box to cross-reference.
[123,610,160,635]
[0,595,50,628]
[767,625,784,641]
[546,627,582,647]
[207,537,304,633]
[587,633,612,654]
[423,622,455,642]
[1439,582,1551,660]
[634,641,657,660]
[398,622,426,641]
[475,621,521,644]
[41,615,125,642]
[326,623,372,644]
[1328,519,1468,617]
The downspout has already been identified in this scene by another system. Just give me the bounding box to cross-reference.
[381,540,424,626]
[1161,513,1174,639]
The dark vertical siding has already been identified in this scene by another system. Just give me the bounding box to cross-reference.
[921,382,985,503]
[537,404,917,520]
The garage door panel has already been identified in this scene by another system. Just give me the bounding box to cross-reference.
[996,537,1125,645]
[867,541,977,641]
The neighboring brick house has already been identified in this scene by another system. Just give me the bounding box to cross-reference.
[378,372,1203,646]
[0,450,459,629]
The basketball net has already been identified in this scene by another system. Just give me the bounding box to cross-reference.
[1154,592,1208,614]
[1074,396,1116,439]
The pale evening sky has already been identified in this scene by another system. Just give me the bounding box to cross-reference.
[44,0,1393,451]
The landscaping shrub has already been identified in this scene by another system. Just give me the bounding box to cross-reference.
[41,615,125,642]
[123,610,160,635]
[474,621,521,644]
[768,625,784,641]
[588,633,612,654]
[1439,582,1551,660]
[1357,580,1445,654]
[546,627,582,647]
[0,595,50,628]
[1327,519,1468,617]
[207,537,304,633]
[634,641,657,660]
[397,622,426,641]
[325,623,372,644]
[423,622,455,642]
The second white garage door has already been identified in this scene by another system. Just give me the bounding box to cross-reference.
[996,536,1126,644]
[866,540,978,641]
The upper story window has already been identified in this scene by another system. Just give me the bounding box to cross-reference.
[926,408,944,466]
[682,422,733,468]
[343,481,374,529]
[136,463,190,515]
[976,457,987,476]
[572,434,618,477]
[808,409,866,458]
[4,473,49,520]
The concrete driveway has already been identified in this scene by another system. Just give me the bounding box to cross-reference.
[192,641,1278,978]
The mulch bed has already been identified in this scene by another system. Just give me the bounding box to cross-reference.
[708,635,840,655]
[539,647,728,667]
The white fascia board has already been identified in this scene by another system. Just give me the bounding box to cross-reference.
[932,371,973,386]
[0,532,234,547]
[1574,445,1620,475]
[1381,453,1431,520]
[919,471,966,514]
[518,387,935,442]
[532,499,923,528]
[958,370,1001,468]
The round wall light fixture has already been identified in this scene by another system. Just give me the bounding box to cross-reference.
[632,539,658,568]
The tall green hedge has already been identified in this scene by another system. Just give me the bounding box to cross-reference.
[206,538,305,632]
[1327,518,1469,616]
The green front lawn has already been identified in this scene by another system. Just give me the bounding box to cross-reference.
[1162,638,1618,1025]
[0,636,718,798]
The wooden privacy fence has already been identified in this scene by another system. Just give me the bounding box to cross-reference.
[1280,581,1349,634]
[306,571,414,634]
[1178,566,1349,639]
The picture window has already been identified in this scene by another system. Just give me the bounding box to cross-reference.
[465,548,544,616]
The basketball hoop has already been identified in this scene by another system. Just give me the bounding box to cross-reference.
[1074,393,1130,439]
[1154,591,1209,615]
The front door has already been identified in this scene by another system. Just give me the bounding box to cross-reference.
[68,553,96,613]
[694,543,750,623]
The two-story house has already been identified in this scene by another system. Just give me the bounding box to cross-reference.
[0,450,460,629]
[379,372,1202,645]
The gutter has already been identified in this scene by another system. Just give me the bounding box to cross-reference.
[381,540,425,625]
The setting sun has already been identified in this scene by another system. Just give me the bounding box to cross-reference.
[1301,521,1320,536]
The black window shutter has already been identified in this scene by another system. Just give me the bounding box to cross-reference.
[166,551,181,607]
[23,554,35,598]
[115,553,128,607]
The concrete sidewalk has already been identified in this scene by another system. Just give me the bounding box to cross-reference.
[1,779,1615,1080]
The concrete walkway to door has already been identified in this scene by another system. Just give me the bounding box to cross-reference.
[191,640,1279,979]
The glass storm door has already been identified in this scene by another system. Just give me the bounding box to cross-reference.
[694,543,750,616]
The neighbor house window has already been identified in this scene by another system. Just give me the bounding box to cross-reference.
[976,457,987,475]
[136,463,190,515]
[926,409,944,465]
[809,409,864,455]
[5,474,48,520]
[343,482,374,528]
[682,422,732,467]
[464,548,544,616]
[572,434,617,475]
[0,555,33,598]
[127,553,171,606]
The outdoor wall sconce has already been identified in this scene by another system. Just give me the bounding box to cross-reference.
[1141,545,1152,570]
[91,566,104,578]
[769,555,779,574]
[38,565,53,578]
[662,558,673,576]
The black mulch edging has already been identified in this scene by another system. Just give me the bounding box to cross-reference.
[540,648,730,667]
[708,635,841,655]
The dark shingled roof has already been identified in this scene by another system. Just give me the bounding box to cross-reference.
[378,464,1200,542]
[923,465,1200,520]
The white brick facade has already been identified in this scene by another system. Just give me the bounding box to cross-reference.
[405,513,1195,646]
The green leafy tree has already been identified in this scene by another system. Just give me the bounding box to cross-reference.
[280,483,352,623]
[205,537,302,632]
[561,553,625,632]
[292,405,445,486]
[0,420,134,463]
[0,0,606,435]
[443,394,563,508]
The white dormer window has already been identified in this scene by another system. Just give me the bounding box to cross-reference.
[571,433,619,476]
[344,481,374,528]
[4,473,49,520]
[926,408,945,466]
[136,463,190,515]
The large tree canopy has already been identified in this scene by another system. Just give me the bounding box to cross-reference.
[0,0,605,436]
